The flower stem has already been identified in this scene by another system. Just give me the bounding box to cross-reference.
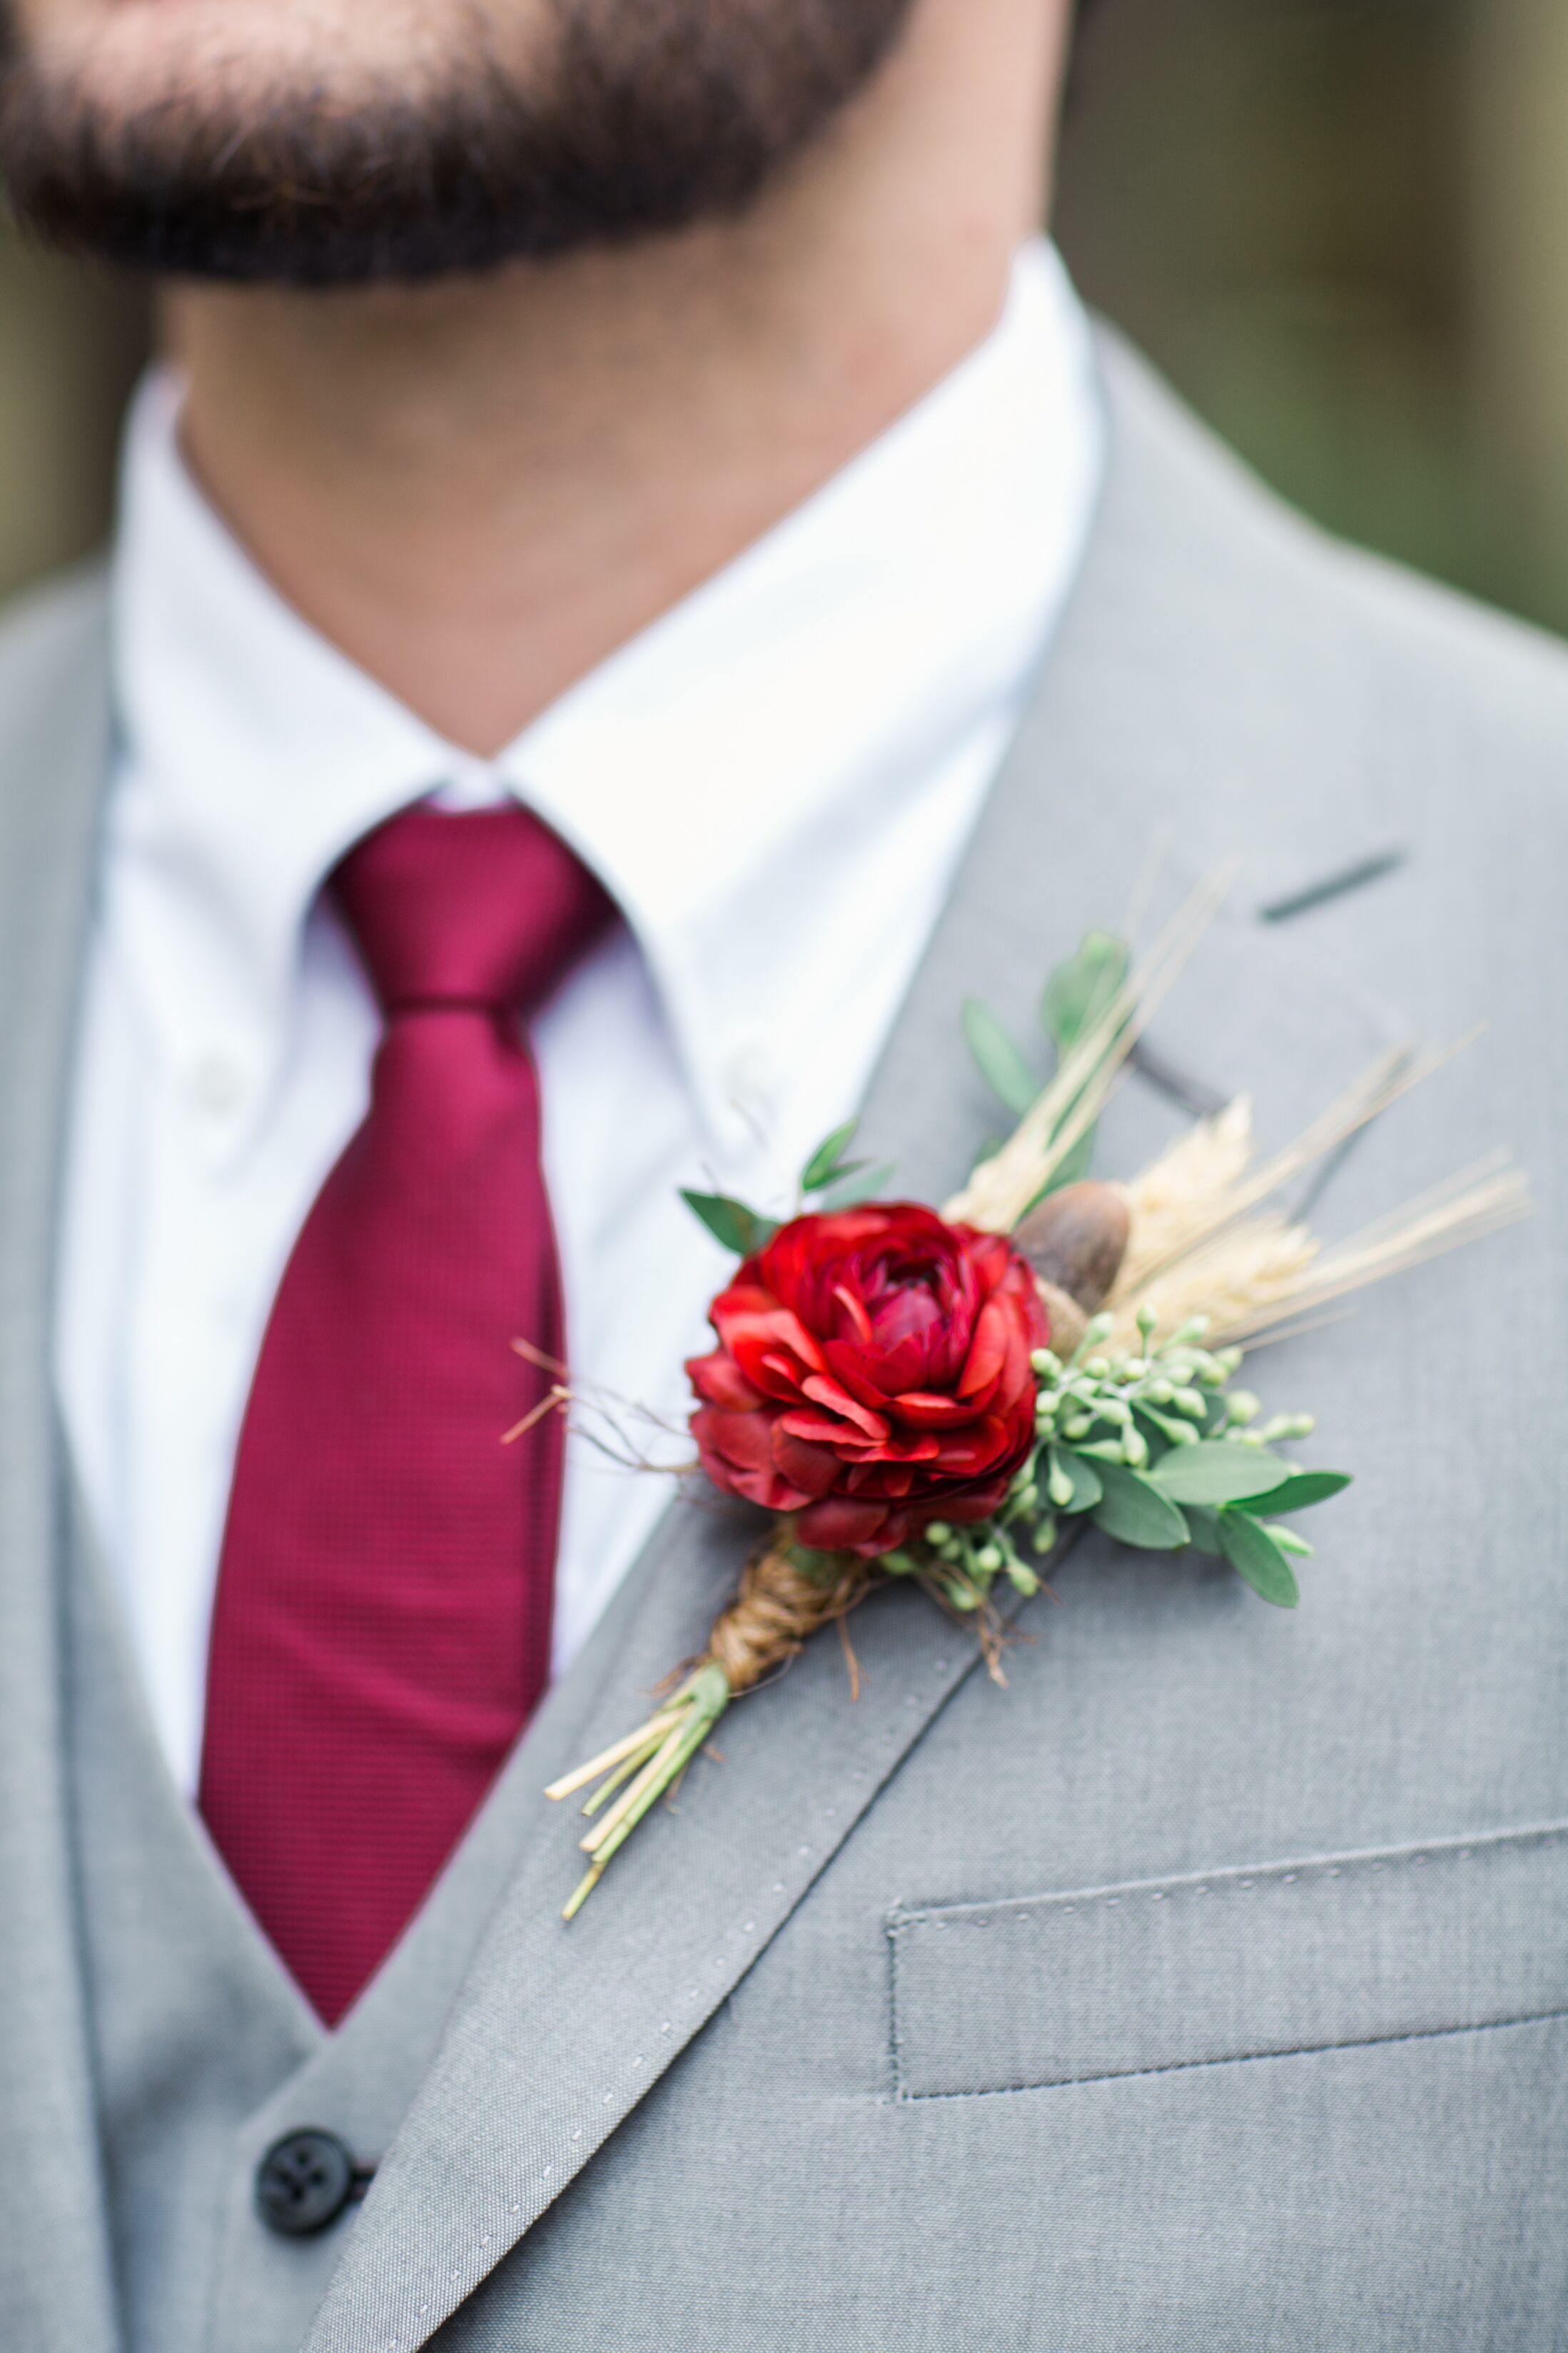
[578,1723,682,1818]
[580,1716,691,1858]
[543,1710,684,1803]
[552,1661,732,1918]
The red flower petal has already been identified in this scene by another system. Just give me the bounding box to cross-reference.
[795,1496,892,1552]
[889,1391,979,1429]
[690,1406,811,1513]
[799,1372,890,1443]
[684,1348,764,1411]
[957,1296,1009,1400]
[831,1281,875,1345]
[771,1426,844,1499]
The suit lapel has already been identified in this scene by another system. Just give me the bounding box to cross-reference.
[302,1476,1026,2350]
[0,573,121,2353]
[304,338,1410,2352]
[860,327,1411,1211]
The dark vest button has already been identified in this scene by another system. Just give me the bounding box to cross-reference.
[256,2130,358,2235]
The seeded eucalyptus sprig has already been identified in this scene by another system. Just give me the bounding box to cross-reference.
[876,1305,1348,1615]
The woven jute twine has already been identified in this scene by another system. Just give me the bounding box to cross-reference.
[705,1531,873,1695]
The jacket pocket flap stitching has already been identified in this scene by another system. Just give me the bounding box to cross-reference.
[888,1822,1568,2099]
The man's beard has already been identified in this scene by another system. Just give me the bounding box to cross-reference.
[0,0,917,286]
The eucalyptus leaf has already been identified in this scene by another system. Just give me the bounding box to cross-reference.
[1149,1441,1291,1506]
[814,1161,896,1214]
[962,999,1040,1117]
[1219,1508,1301,1608]
[1041,930,1131,1053]
[679,1191,777,1258]
[1237,1470,1351,1516]
[1048,1446,1103,1514]
[1133,1402,1200,1451]
[1090,1461,1190,1551]
[1183,1504,1225,1558]
[800,1119,861,1194]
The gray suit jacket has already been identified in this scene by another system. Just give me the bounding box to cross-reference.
[2,333,1566,2353]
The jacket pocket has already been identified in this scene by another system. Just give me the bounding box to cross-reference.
[887,1821,1568,2100]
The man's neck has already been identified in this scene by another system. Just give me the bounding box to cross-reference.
[168,0,1068,756]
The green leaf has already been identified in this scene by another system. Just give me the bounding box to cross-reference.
[1183,1504,1225,1557]
[814,1161,896,1213]
[1259,1524,1315,1558]
[1048,1445,1103,1515]
[1041,931,1131,1054]
[1237,1471,1351,1516]
[1219,1508,1301,1608]
[1133,1402,1202,1451]
[679,1191,778,1257]
[962,999,1040,1117]
[1090,1460,1190,1551]
[1149,1441,1292,1506]
[1040,1129,1096,1197]
[800,1119,861,1194]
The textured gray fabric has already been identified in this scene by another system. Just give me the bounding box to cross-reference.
[0,568,120,2353]
[2,332,1567,2351]
[63,1473,322,2351]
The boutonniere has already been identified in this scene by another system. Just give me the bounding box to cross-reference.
[545,897,1526,1918]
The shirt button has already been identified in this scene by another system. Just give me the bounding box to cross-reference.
[255,2129,362,2236]
[190,1053,244,1117]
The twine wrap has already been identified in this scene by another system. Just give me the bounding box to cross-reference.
[707,1531,874,1694]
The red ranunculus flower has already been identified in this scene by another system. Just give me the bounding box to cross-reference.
[686,1202,1050,1557]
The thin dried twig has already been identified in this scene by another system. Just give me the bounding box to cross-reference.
[945,866,1235,1231]
[1104,1050,1529,1351]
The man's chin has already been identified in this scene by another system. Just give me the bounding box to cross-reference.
[0,0,918,286]
[1,0,504,128]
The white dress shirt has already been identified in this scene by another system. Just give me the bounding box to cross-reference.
[54,239,1104,1795]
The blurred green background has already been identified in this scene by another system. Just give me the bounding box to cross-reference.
[2,0,1567,633]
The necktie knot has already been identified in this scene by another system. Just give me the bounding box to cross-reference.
[331,802,613,1019]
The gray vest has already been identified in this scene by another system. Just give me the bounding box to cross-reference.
[3,333,1567,2353]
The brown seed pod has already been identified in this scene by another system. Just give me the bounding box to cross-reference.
[1033,1280,1088,1364]
[1013,1180,1131,1316]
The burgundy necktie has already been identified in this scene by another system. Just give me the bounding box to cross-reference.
[199,803,613,2025]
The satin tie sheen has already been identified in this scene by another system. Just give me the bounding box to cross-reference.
[199,804,614,2025]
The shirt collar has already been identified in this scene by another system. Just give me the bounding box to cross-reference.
[108,238,1103,1152]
